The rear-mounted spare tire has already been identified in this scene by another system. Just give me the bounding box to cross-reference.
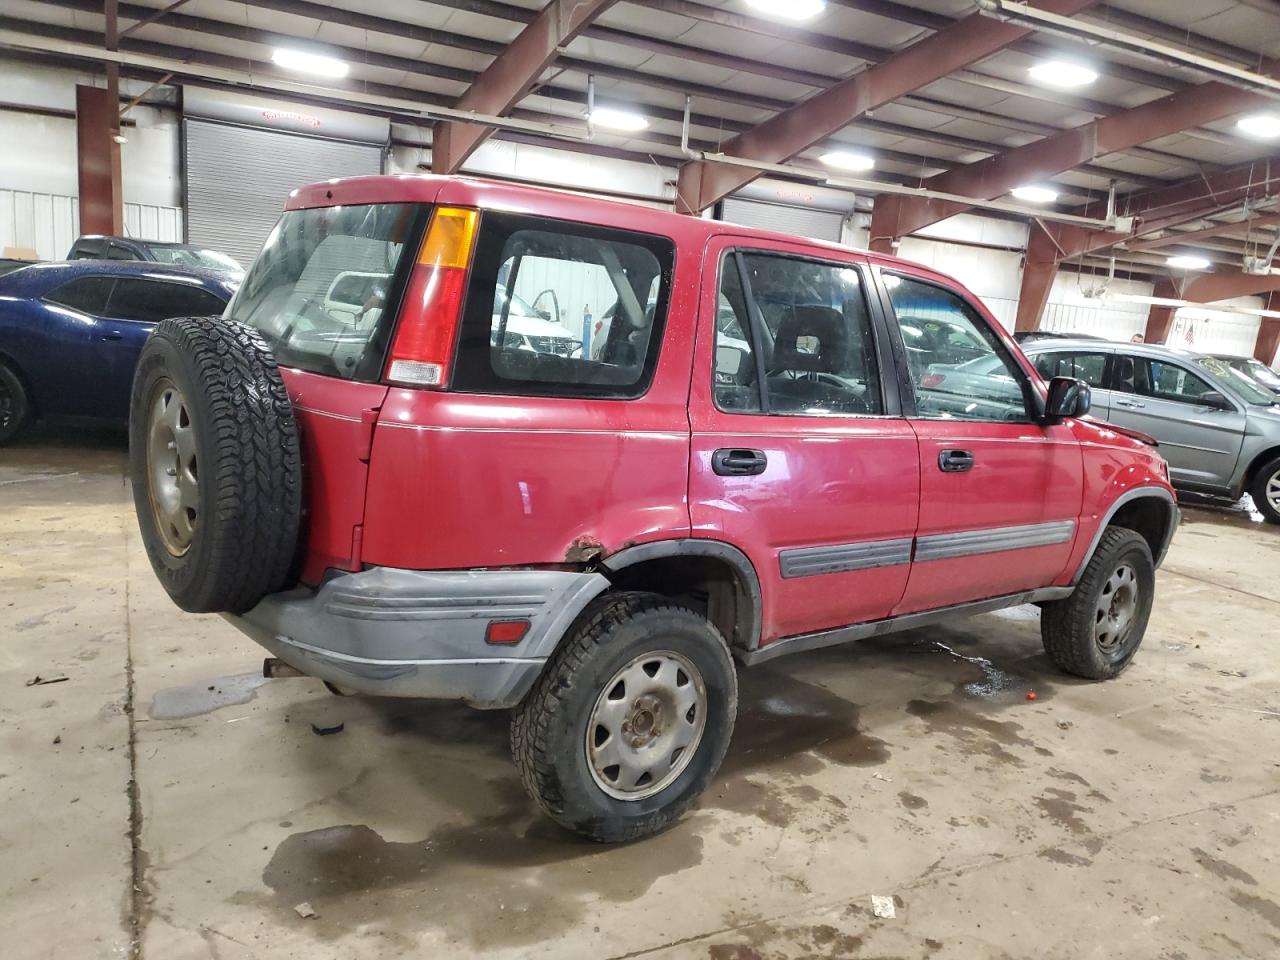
[129,316,302,614]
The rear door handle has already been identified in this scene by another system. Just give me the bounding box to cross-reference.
[712,448,767,476]
[1114,398,1145,409]
[938,449,974,473]
[101,331,124,341]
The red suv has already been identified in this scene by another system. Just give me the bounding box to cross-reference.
[130,176,1178,842]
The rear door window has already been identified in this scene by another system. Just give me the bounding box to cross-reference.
[452,213,674,398]
[1032,350,1109,387]
[714,252,883,416]
[105,278,227,323]
[45,275,116,315]
[226,202,425,381]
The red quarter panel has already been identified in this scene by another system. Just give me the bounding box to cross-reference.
[282,369,388,583]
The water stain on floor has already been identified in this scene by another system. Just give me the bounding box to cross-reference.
[259,811,703,948]
[149,673,271,720]
[1032,787,1094,835]
[905,698,1036,765]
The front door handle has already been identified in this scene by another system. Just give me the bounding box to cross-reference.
[938,449,974,473]
[101,331,124,341]
[1114,398,1145,409]
[712,448,767,476]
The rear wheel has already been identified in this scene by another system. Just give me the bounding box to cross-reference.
[1248,456,1280,524]
[0,362,31,445]
[1040,527,1154,680]
[511,592,737,842]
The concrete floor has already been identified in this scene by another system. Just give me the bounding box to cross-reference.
[3,427,1279,960]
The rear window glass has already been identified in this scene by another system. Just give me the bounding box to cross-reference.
[451,212,674,399]
[226,203,425,381]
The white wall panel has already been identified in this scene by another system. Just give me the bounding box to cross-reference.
[0,190,181,259]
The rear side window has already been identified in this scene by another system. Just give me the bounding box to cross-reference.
[452,213,674,399]
[106,278,227,323]
[226,203,425,381]
[107,244,137,261]
[714,252,883,416]
[1033,351,1109,388]
[45,276,115,315]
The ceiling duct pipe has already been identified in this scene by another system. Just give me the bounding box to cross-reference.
[976,0,1280,101]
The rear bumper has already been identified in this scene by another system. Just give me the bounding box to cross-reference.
[225,566,609,708]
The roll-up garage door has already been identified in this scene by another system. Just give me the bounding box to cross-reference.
[184,119,383,270]
[720,197,845,243]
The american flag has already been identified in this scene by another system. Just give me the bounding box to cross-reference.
[1184,321,1196,346]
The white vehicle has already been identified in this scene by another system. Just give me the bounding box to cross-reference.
[491,291,581,358]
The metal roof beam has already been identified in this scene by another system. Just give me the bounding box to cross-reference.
[674,0,1101,214]
[415,0,617,173]
[869,82,1272,250]
[1127,211,1280,252]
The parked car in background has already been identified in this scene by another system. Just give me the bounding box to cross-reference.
[1209,353,1280,395]
[68,235,244,281]
[1013,330,1106,344]
[127,174,1177,843]
[0,261,235,443]
[1023,338,1280,522]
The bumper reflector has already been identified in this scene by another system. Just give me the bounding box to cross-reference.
[485,619,531,645]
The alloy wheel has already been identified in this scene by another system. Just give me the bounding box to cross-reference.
[145,379,199,556]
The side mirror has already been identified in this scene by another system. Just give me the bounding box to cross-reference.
[1199,390,1233,410]
[716,344,747,377]
[1045,376,1091,422]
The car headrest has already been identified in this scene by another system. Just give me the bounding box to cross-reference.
[773,305,846,373]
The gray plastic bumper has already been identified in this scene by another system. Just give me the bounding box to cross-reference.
[225,566,610,708]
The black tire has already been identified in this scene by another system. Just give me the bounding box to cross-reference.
[0,360,32,445]
[511,592,737,843]
[1248,456,1280,524]
[1040,527,1154,680]
[129,316,302,613]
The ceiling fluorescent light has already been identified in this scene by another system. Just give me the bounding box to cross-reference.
[1028,60,1098,88]
[1011,185,1058,203]
[1167,255,1212,271]
[820,151,875,172]
[746,0,826,20]
[272,48,349,78]
[590,107,649,131]
[1237,113,1280,139]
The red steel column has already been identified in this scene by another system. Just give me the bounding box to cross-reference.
[1144,278,1177,344]
[1014,224,1059,332]
[1256,293,1280,365]
[75,84,123,236]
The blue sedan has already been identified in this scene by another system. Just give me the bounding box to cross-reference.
[0,261,236,443]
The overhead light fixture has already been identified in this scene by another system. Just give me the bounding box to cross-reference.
[1011,185,1058,203]
[271,48,350,79]
[1237,113,1280,139]
[1028,60,1098,88]
[590,106,649,132]
[746,0,826,19]
[1167,255,1212,271]
[820,151,875,173]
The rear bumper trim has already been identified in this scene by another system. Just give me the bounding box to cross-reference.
[225,565,610,708]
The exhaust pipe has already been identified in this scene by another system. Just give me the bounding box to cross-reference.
[263,657,306,679]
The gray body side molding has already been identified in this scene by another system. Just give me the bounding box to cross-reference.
[602,538,763,650]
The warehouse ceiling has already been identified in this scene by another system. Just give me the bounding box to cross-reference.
[3,0,1280,286]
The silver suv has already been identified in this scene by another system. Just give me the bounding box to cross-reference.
[1022,339,1280,523]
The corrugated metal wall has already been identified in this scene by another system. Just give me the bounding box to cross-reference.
[184,119,383,270]
[0,189,180,260]
[720,198,846,243]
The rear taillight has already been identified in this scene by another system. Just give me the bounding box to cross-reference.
[385,206,480,388]
[920,373,945,388]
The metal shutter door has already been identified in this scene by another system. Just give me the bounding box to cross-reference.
[720,198,845,242]
[184,119,383,269]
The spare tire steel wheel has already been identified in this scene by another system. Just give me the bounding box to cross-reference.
[129,317,302,614]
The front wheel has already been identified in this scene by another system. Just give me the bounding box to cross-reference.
[1248,456,1280,524]
[1040,527,1155,680]
[511,592,737,842]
